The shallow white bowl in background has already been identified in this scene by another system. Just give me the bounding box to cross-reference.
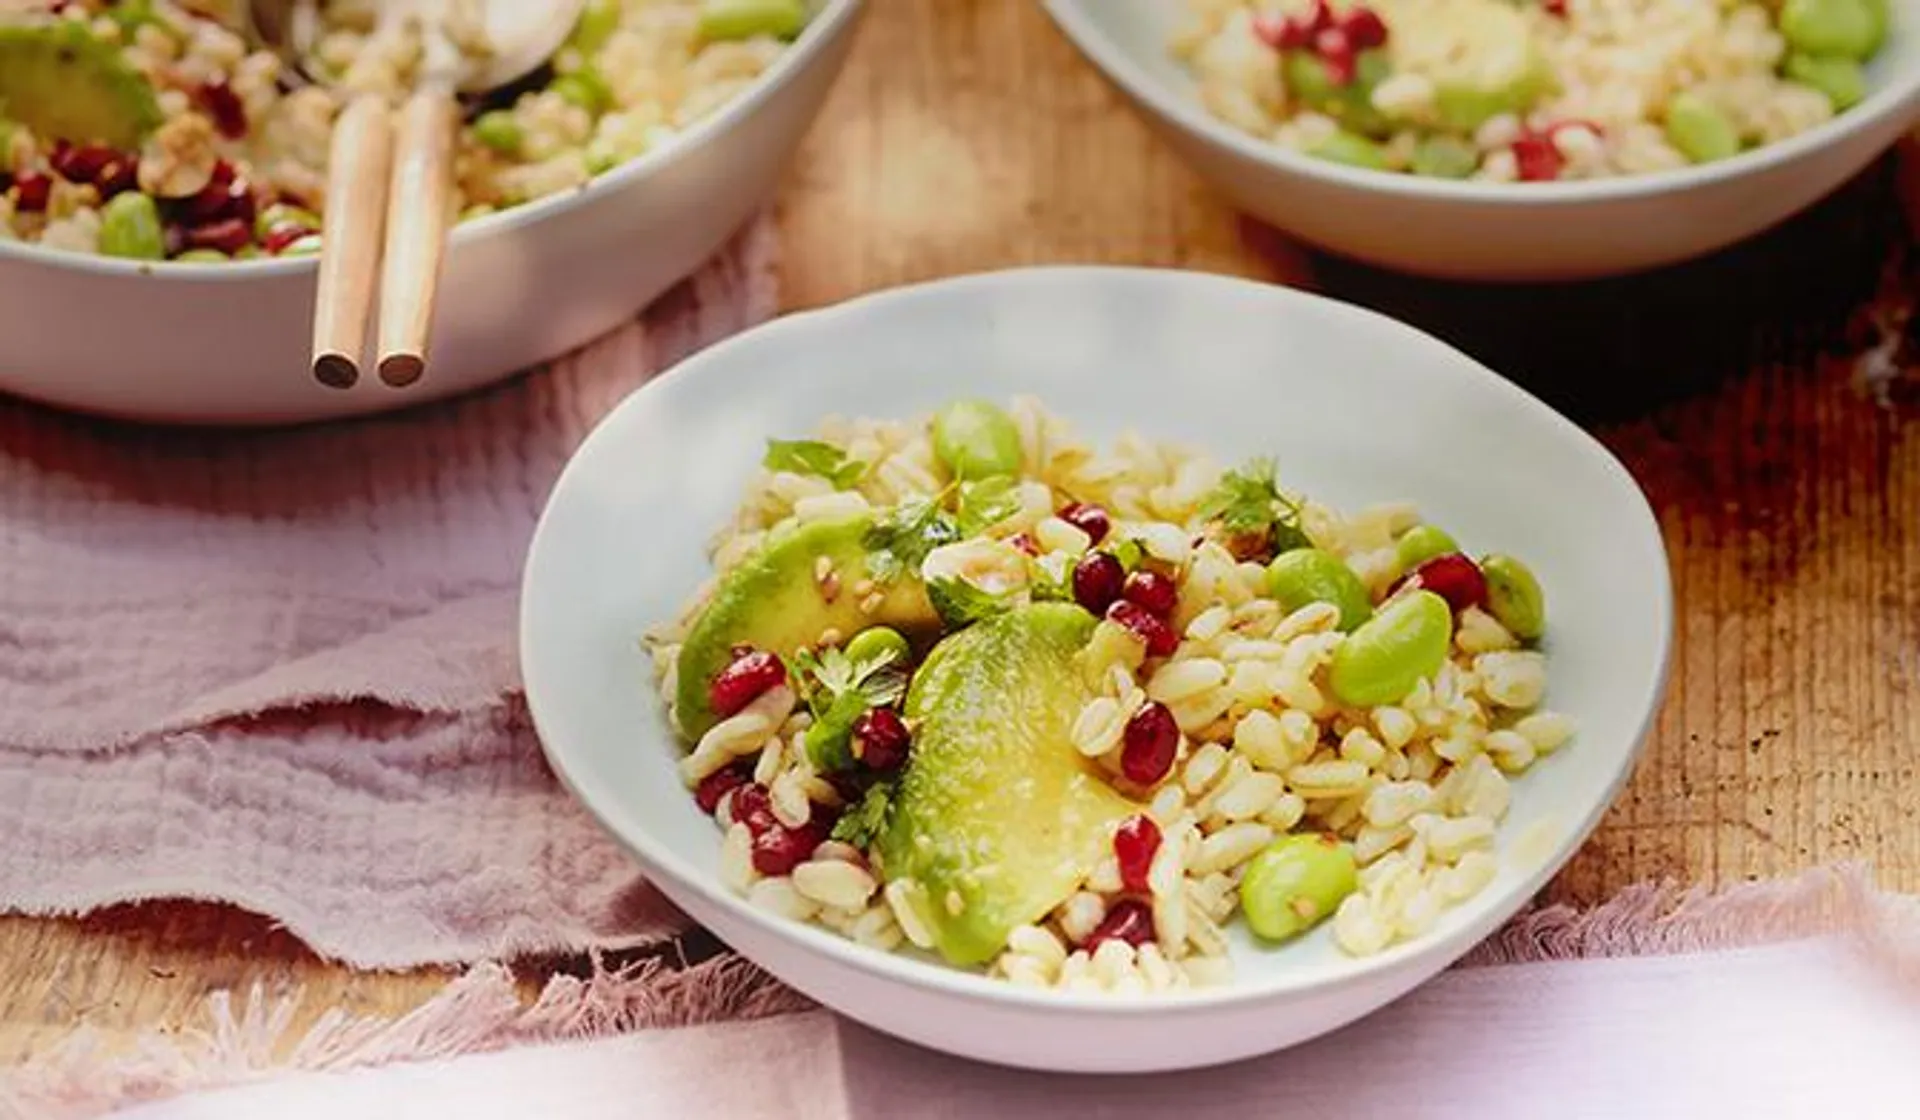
[1043,0,1920,281]
[519,267,1674,1073]
[0,0,863,427]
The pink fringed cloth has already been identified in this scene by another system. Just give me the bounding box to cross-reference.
[0,217,783,969]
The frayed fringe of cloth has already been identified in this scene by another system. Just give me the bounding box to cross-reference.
[8,863,1918,1119]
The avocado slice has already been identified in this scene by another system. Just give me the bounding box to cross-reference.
[673,514,936,741]
[1375,0,1553,132]
[875,603,1137,967]
[0,20,162,150]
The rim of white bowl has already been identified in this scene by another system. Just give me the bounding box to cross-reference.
[1042,0,1920,206]
[0,0,864,279]
[520,265,1677,1017]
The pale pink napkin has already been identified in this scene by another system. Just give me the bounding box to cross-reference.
[0,217,779,967]
[83,934,1920,1120]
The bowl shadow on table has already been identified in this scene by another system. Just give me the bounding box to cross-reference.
[1255,156,1912,430]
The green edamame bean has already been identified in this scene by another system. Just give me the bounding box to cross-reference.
[1663,93,1741,164]
[471,110,523,155]
[1780,0,1884,60]
[254,202,321,242]
[698,0,810,42]
[931,399,1023,482]
[1307,128,1389,171]
[568,0,623,55]
[1480,554,1546,641]
[98,191,165,261]
[1410,134,1479,179]
[1265,548,1373,633]
[458,202,497,223]
[171,248,229,263]
[1329,589,1452,707]
[1240,833,1358,942]
[1394,524,1460,572]
[1784,52,1867,110]
[845,626,911,669]
[551,68,612,115]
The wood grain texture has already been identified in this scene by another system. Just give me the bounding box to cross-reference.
[4,0,1917,1066]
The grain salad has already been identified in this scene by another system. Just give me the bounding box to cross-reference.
[1171,0,1889,181]
[647,397,1575,995]
[0,0,808,262]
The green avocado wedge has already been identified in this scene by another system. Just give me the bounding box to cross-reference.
[875,603,1137,967]
[0,20,162,150]
[673,514,937,740]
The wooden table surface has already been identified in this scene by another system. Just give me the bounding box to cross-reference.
[5,0,1918,1067]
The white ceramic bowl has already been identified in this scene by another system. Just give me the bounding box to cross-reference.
[0,0,863,427]
[519,267,1673,1073]
[1043,0,1920,280]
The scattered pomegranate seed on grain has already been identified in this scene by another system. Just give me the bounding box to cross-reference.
[1084,899,1157,950]
[708,647,787,717]
[1120,701,1180,785]
[1113,815,1162,893]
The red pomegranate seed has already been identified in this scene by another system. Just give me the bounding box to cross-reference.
[1113,815,1162,893]
[1400,553,1488,613]
[1342,6,1389,49]
[1512,133,1564,181]
[1058,501,1111,545]
[183,217,252,254]
[751,822,824,876]
[1121,569,1177,618]
[1543,0,1567,14]
[48,140,111,184]
[1251,13,1289,49]
[208,159,237,188]
[94,155,138,198]
[695,762,754,815]
[1120,700,1180,785]
[13,171,50,213]
[198,79,249,138]
[1084,898,1156,950]
[726,783,780,835]
[1072,551,1125,615]
[851,706,911,772]
[1315,27,1356,84]
[1305,0,1336,31]
[1107,600,1178,658]
[182,173,256,226]
[263,224,318,255]
[708,648,787,717]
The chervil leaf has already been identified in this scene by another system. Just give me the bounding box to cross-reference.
[1029,551,1075,602]
[855,661,909,709]
[830,781,895,849]
[1197,457,1306,554]
[793,640,910,768]
[955,476,1022,537]
[763,438,866,489]
[927,576,1015,629]
[864,497,961,584]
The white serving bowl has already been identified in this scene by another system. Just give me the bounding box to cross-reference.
[519,267,1673,1073]
[1043,0,1920,280]
[0,0,863,427]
